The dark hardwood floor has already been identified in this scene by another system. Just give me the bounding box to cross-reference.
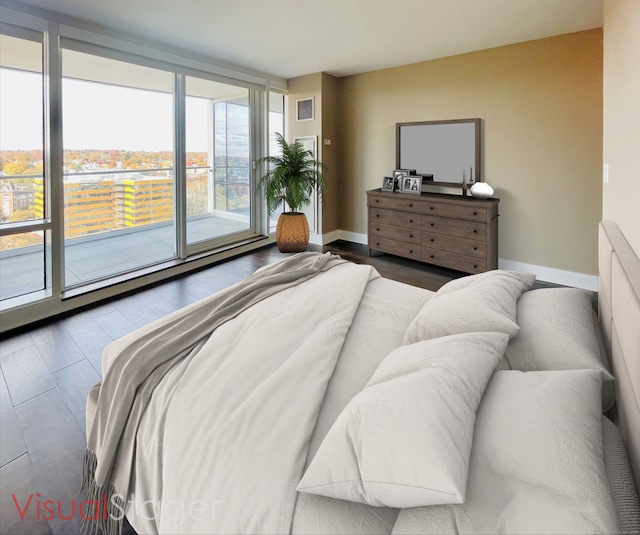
[0,241,463,535]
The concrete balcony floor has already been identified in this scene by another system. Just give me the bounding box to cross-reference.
[0,215,250,301]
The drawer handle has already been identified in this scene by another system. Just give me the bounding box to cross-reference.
[409,234,413,238]
[410,249,413,254]
[409,219,413,223]
[473,246,477,251]
[376,228,380,231]
[473,211,478,216]
[430,255,435,259]
[430,206,434,210]
[376,199,379,203]
[376,214,380,218]
[473,229,478,233]
[430,238,434,242]
[474,264,478,269]
[430,223,434,227]
[409,203,413,208]
[376,242,380,246]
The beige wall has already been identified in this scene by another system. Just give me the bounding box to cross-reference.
[286,72,340,234]
[603,0,640,256]
[320,72,340,233]
[339,30,603,275]
[287,73,322,233]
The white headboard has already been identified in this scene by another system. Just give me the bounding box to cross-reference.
[598,220,640,490]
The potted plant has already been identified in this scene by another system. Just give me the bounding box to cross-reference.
[258,133,327,252]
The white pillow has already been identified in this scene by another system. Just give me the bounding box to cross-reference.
[505,288,615,410]
[392,370,619,534]
[403,270,535,345]
[296,332,509,508]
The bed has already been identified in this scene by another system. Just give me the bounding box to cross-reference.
[84,220,640,535]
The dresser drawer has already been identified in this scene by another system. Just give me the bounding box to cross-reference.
[370,207,420,229]
[368,194,422,213]
[421,202,488,222]
[422,233,486,258]
[421,215,487,241]
[370,222,420,245]
[369,236,421,261]
[423,247,487,274]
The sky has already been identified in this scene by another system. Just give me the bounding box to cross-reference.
[0,68,222,153]
[0,69,43,151]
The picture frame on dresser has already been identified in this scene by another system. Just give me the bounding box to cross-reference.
[382,177,394,191]
[393,169,412,179]
[401,175,421,194]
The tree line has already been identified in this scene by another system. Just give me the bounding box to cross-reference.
[0,149,209,176]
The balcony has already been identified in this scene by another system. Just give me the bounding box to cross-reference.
[0,168,254,302]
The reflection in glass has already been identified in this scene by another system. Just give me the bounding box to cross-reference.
[268,93,285,231]
[186,77,251,245]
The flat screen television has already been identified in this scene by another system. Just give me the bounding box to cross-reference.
[396,118,481,187]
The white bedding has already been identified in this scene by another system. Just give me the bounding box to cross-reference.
[92,261,632,535]
[297,332,509,508]
[123,273,432,535]
[392,370,619,534]
[118,261,382,533]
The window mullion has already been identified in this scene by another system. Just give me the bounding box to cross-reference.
[174,73,187,259]
[44,21,65,296]
[250,89,264,235]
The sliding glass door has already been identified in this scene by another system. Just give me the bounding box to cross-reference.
[185,76,252,248]
[61,48,177,286]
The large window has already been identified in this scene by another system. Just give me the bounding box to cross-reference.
[186,77,251,246]
[0,10,281,326]
[0,29,46,300]
[268,92,285,232]
[214,98,250,216]
[61,49,177,286]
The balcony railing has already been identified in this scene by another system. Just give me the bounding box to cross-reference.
[0,166,253,300]
[1,166,250,243]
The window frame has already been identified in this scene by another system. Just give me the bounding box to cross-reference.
[0,6,285,329]
[0,21,52,303]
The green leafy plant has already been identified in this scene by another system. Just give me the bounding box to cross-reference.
[257,133,327,214]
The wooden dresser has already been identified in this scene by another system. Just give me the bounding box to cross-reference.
[367,189,499,274]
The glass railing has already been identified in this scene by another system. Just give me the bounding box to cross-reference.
[1,166,252,256]
[1,165,255,299]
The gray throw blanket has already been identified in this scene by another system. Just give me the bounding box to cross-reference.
[81,252,346,535]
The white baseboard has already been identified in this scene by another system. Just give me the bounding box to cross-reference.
[498,259,598,291]
[316,230,598,291]
[311,230,367,246]
[318,230,367,245]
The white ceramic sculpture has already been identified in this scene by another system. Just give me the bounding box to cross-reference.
[470,182,494,199]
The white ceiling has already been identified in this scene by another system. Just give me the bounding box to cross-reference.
[10,0,604,80]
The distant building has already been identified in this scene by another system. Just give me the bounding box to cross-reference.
[0,180,35,220]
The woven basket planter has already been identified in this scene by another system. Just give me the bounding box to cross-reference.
[276,212,309,253]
